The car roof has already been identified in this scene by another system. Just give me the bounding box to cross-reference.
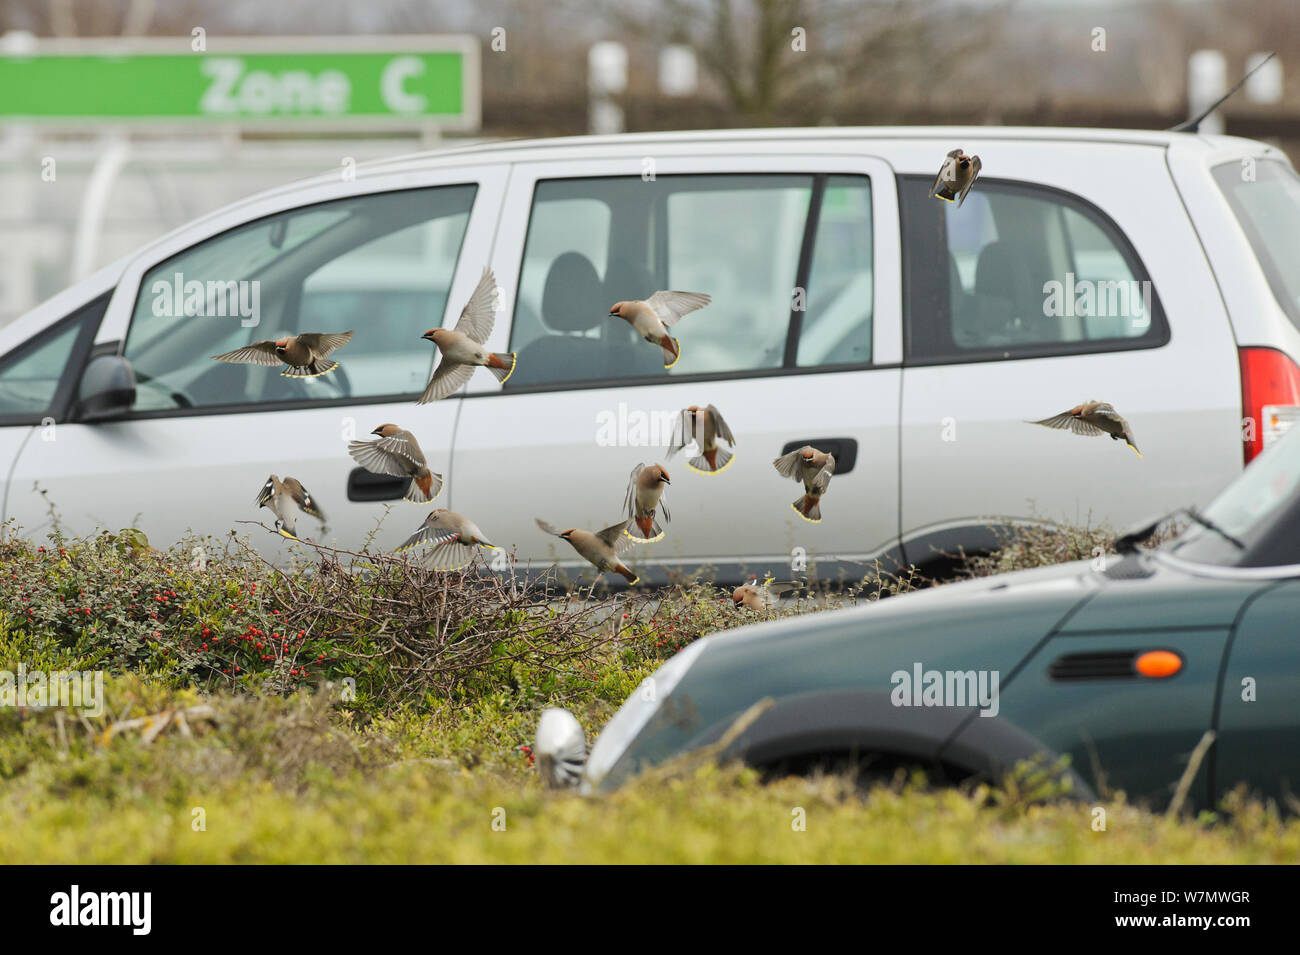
[209,124,1279,218]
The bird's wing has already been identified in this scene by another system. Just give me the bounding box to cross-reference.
[347,440,411,478]
[286,480,326,521]
[624,464,645,517]
[823,452,836,476]
[773,449,803,480]
[708,404,736,445]
[957,156,982,205]
[453,267,501,344]
[535,518,563,537]
[254,475,276,507]
[213,341,280,366]
[666,409,693,457]
[396,514,460,554]
[646,290,711,328]
[1090,403,1125,424]
[810,465,833,495]
[930,149,962,197]
[297,331,354,357]
[375,432,423,466]
[1030,411,1106,436]
[418,359,474,404]
[597,519,633,550]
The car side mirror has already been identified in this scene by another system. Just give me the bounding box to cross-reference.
[76,354,136,422]
[535,708,587,789]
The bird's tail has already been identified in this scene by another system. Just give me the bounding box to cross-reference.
[276,526,300,541]
[486,352,516,384]
[404,470,444,504]
[626,514,665,544]
[792,494,822,523]
[283,358,338,378]
[613,563,640,585]
[661,336,681,369]
[689,445,735,475]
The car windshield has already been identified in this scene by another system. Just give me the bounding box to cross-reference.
[1212,159,1300,334]
[1170,424,1300,567]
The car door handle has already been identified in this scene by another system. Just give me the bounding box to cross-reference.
[347,467,408,502]
[780,438,857,475]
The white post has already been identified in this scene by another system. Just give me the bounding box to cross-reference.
[588,41,627,135]
[1187,50,1227,135]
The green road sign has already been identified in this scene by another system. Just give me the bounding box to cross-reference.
[0,36,480,129]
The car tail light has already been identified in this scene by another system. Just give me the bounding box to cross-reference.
[1239,347,1300,464]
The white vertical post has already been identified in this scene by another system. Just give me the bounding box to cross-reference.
[588,41,627,135]
[1187,50,1227,135]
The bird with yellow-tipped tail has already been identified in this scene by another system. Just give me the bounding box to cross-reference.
[395,509,499,570]
[536,517,639,585]
[608,290,710,369]
[773,445,836,523]
[668,403,736,474]
[1027,400,1142,458]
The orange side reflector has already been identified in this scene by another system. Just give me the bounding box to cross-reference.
[1135,650,1183,678]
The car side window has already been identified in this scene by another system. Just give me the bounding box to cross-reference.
[797,175,873,367]
[122,184,476,412]
[507,173,853,388]
[901,177,1166,363]
[0,293,105,420]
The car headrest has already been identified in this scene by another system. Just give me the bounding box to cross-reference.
[542,251,606,333]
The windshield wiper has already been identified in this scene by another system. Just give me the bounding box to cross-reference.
[1115,506,1245,554]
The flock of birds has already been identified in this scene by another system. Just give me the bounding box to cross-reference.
[222,147,1141,607]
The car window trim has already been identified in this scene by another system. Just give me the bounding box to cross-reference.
[783,174,827,366]
[900,174,1171,365]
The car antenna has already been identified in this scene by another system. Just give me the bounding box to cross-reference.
[1169,51,1275,133]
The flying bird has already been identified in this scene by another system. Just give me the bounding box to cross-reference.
[418,267,516,403]
[623,463,671,543]
[395,509,499,570]
[608,291,711,369]
[668,404,736,474]
[930,148,982,208]
[213,331,354,378]
[347,423,443,503]
[536,518,639,585]
[773,445,836,523]
[255,475,326,540]
[732,575,798,612]
[1028,401,1142,457]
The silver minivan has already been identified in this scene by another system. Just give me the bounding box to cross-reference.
[1,127,1298,583]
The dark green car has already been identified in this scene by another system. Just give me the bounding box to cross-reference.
[536,426,1300,812]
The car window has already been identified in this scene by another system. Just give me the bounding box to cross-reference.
[1171,424,1300,567]
[0,294,104,419]
[1212,159,1300,335]
[901,177,1166,363]
[122,184,476,411]
[797,176,873,366]
[506,174,817,388]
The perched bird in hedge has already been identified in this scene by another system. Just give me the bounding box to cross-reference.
[347,424,443,503]
[256,475,326,540]
[668,404,736,474]
[623,463,671,543]
[1028,400,1142,458]
[732,575,798,612]
[930,148,982,208]
[773,445,836,523]
[419,267,516,403]
[536,518,639,585]
[213,331,354,378]
[608,290,711,369]
[395,509,499,570]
